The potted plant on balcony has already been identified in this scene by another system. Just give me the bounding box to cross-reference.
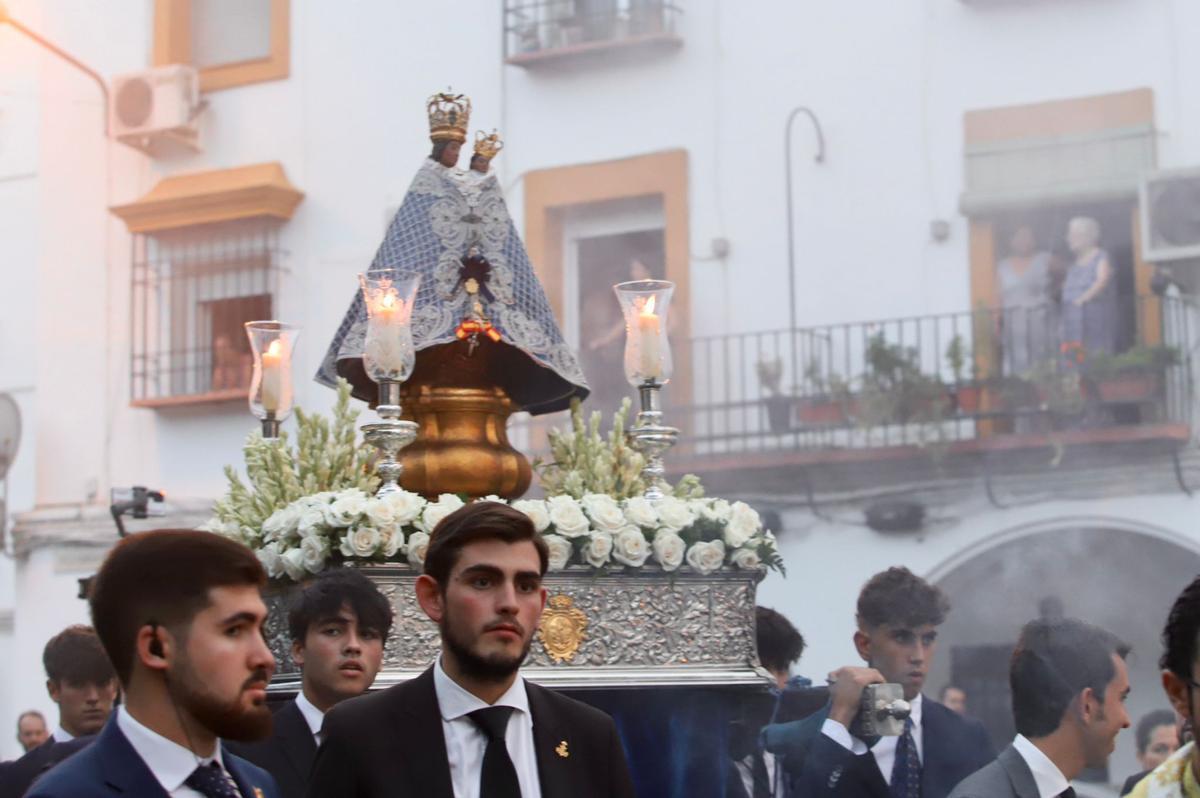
[795,358,853,426]
[1025,359,1085,426]
[858,334,947,427]
[1082,344,1179,404]
[755,357,793,434]
[945,335,982,414]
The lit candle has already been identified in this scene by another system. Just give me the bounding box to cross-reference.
[365,289,410,374]
[261,339,283,413]
[637,295,661,379]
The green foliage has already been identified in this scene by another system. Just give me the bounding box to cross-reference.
[858,334,947,427]
[533,397,704,500]
[1083,344,1180,380]
[209,379,378,543]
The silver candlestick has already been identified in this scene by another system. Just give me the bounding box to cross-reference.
[261,412,281,440]
[627,379,678,501]
[361,379,419,497]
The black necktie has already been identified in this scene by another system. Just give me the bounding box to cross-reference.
[1058,789,1076,798]
[468,706,521,798]
[185,762,245,798]
[889,717,920,798]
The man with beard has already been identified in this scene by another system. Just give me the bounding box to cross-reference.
[229,568,392,798]
[764,567,994,797]
[948,617,1130,798]
[307,501,635,798]
[26,529,280,798]
[0,626,118,798]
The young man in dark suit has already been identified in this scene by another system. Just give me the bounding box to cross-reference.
[948,617,1130,798]
[0,625,117,798]
[26,529,281,798]
[230,568,392,798]
[765,567,995,798]
[307,501,636,798]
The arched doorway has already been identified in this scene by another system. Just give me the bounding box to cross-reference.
[927,523,1200,785]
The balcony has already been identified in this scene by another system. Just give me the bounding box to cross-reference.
[514,295,1197,503]
[503,1,683,69]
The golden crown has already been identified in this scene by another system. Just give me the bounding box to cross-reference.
[427,91,470,143]
[473,129,504,160]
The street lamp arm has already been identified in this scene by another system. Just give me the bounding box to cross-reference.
[784,106,825,387]
[0,4,109,136]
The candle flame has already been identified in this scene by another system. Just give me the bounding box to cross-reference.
[382,293,396,309]
[641,295,657,315]
[266,340,282,356]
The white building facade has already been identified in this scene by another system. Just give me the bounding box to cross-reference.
[1,0,1198,781]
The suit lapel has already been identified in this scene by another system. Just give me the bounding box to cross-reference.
[396,669,455,798]
[527,683,572,798]
[95,719,172,797]
[225,751,271,798]
[275,701,317,784]
[998,745,1041,798]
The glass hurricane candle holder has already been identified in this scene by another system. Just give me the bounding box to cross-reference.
[615,279,674,386]
[245,321,299,439]
[359,268,421,384]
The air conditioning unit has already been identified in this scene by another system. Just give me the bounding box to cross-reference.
[1140,167,1200,262]
[109,64,203,156]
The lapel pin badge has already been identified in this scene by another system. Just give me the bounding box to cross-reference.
[555,740,569,758]
[253,789,265,798]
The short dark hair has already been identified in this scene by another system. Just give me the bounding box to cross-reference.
[288,567,394,644]
[755,607,805,674]
[856,567,950,629]
[1010,617,1130,738]
[940,684,963,700]
[42,625,115,686]
[89,529,266,684]
[1160,574,1200,679]
[1135,709,1177,754]
[424,501,549,587]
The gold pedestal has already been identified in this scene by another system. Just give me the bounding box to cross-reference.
[396,342,532,499]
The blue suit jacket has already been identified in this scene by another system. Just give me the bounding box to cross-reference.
[763,697,995,798]
[25,716,280,798]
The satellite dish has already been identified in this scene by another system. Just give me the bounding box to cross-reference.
[0,393,21,480]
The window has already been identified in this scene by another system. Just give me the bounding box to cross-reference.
[504,0,683,67]
[154,0,289,92]
[130,219,282,405]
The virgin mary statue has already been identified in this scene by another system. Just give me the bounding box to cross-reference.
[315,91,589,415]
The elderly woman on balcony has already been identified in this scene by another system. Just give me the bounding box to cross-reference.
[997,224,1054,376]
[1060,215,1119,365]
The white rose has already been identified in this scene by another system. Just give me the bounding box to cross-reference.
[339,525,381,558]
[280,547,307,581]
[261,506,297,543]
[547,495,591,538]
[581,494,626,533]
[542,533,572,571]
[724,502,761,548]
[325,491,369,527]
[364,498,398,529]
[656,496,697,532]
[296,506,328,538]
[300,536,329,573]
[418,494,465,533]
[583,532,614,568]
[652,530,686,572]
[685,540,726,575]
[512,499,551,533]
[378,525,404,558]
[701,498,733,523]
[385,491,427,525]
[256,542,285,579]
[731,547,762,570]
[611,526,651,568]
[407,531,431,568]
[623,497,659,529]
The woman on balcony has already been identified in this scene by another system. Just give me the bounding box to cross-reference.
[997,224,1054,376]
[1060,215,1119,363]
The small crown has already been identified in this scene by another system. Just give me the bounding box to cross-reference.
[473,129,504,160]
[427,90,471,143]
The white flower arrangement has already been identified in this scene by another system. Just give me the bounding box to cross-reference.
[203,489,784,582]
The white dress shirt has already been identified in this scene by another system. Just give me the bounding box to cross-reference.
[116,705,229,798]
[49,725,74,744]
[294,690,326,746]
[434,658,542,798]
[1011,733,1071,798]
[821,693,924,785]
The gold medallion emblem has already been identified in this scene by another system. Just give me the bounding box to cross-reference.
[538,594,588,664]
[556,740,570,758]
